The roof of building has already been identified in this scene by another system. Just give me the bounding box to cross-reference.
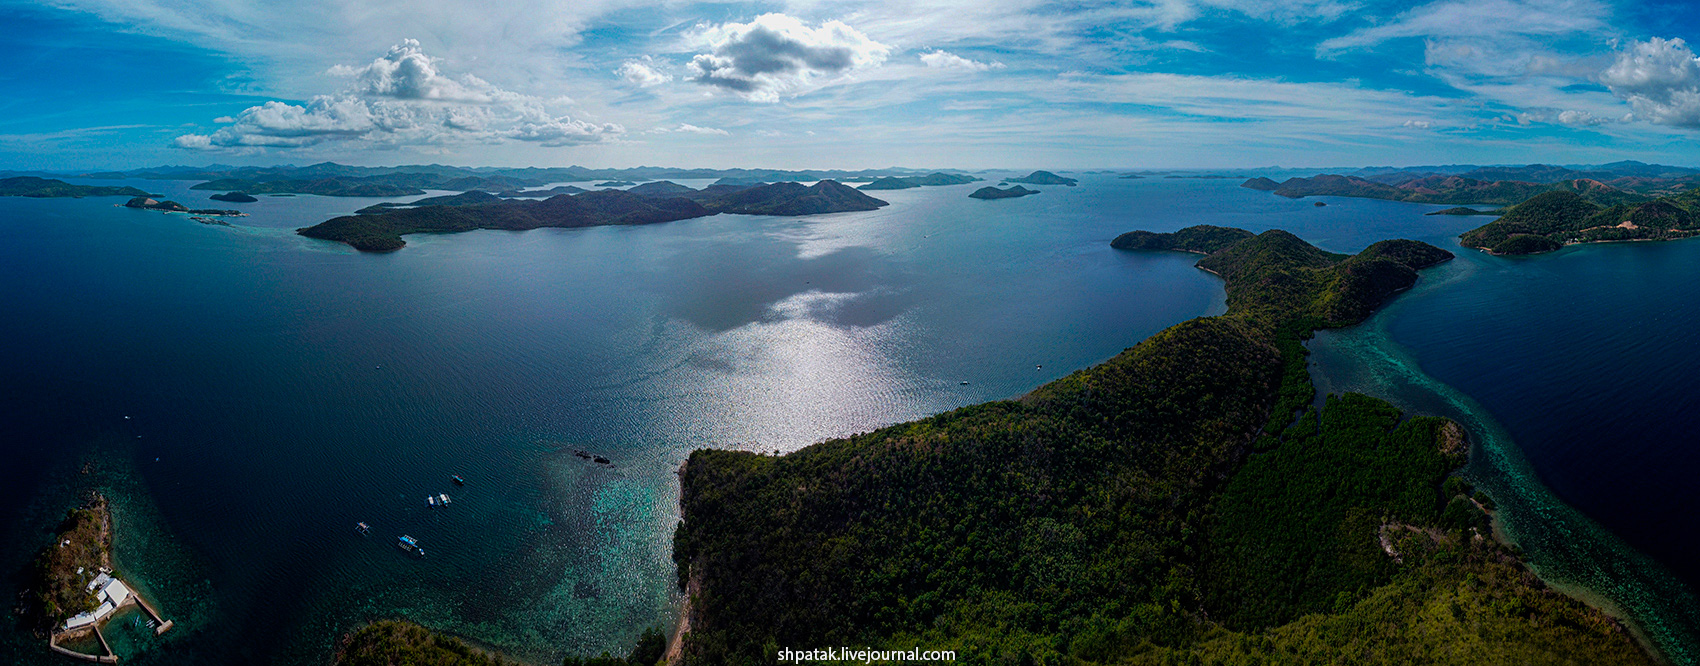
[99,578,131,605]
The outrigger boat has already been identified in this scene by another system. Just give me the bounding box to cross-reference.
[427,495,437,507]
[398,535,423,556]
[438,493,451,505]
[451,475,466,486]
[355,522,370,535]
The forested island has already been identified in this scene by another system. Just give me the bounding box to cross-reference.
[1459,188,1700,255]
[0,176,149,198]
[1007,170,1078,186]
[209,191,258,202]
[298,180,888,251]
[21,495,112,633]
[665,225,1656,664]
[1109,224,1252,252]
[858,173,981,190]
[1427,206,1502,216]
[123,196,245,216]
[968,185,1039,199]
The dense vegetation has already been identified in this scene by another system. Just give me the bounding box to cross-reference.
[0,176,149,198]
[334,621,520,666]
[1426,206,1502,216]
[859,173,980,190]
[299,181,888,251]
[299,190,714,252]
[698,180,888,215]
[209,191,259,203]
[1109,225,1252,253]
[968,185,1039,200]
[1459,188,1700,254]
[1248,174,1645,206]
[670,225,1652,665]
[626,181,698,197]
[330,621,666,666]
[23,496,110,633]
[356,191,504,215]
[1239,177,1279,191]
[1007,171,1079,186]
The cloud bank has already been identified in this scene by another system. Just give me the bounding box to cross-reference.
[1600,38,1700,129]
[687,14,890,102]
[176,40,620,150]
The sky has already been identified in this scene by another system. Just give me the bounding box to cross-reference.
[3,0,1700,170]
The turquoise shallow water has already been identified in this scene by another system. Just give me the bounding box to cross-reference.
[0,175,1694,663]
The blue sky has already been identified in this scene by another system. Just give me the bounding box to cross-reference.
[4,0,1700,170]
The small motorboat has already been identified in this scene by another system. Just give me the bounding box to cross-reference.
[451,475,466,486]
[356,522,370,535]
[427,496,437,507]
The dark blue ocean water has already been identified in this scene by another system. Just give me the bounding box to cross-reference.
[1309,236,1700,661]
[0,175,1692,663]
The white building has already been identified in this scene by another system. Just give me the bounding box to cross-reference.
[61,574,132,631]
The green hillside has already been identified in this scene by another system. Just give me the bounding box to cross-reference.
[1460,189,1700,254]
[668,226,1653,665]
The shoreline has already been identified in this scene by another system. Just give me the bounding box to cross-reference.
[1305,290,1700,665]
[1466,231,1700,256]
[44,493,175,662]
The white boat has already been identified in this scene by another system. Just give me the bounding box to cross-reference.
[438,493,451,504]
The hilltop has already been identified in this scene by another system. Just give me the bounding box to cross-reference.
[668,225,1655,664]
[697,180,887,216]
[968,185,1039,199]
[1007,170,1079,186]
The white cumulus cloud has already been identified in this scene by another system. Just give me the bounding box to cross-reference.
[617,57,674,87]
[328,39,520,103]
[176,40,620,151]
[919,50,1004,72]
[686,13,890,102]
[1599,37,1700,129]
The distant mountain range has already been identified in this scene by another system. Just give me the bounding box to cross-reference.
[1244,174,1648,206]
[1243,160,1700,207]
